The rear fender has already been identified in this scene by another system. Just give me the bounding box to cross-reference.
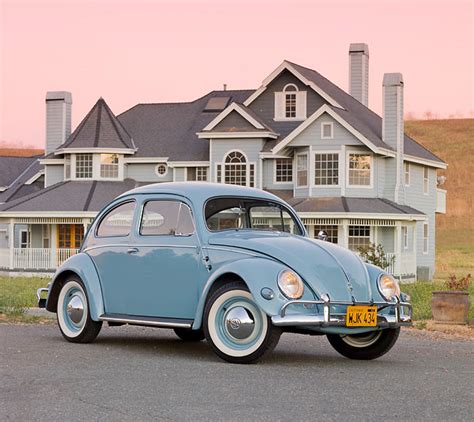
[192,257,316,329]
[46,252,104,321]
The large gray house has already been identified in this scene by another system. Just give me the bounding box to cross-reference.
[0,44,446,280]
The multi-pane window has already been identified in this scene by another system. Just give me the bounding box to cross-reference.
[348,225,371,251]
[156,164,168,177]
[402,226,408,249]
[285,93,296,118]
[187,167,208,181]
[321,122,333,139]
[423,167,429,194]
[315,153,339,185]
[75,153,93,179]
[224,151,247,186]
[249,164,255,187]
[348,153,371,186]
[314,225,338,244]
[404,162,410,186]
[275,158,293,183]
[296,154,308,187]
[100,154,119,178]
[423,223,429,254]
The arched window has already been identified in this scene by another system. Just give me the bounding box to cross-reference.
[224,151,247,186]
[283,84,298,118]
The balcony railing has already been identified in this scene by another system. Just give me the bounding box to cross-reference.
[0,248,80,270]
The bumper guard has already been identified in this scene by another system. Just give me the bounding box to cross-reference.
[271,296,412,328]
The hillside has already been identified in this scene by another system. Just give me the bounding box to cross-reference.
[0,147,44,157]
[405,119,474,279]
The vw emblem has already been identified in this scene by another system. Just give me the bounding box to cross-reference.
[229,318,241,330]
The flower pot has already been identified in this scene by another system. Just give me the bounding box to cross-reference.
[431,291,471,324]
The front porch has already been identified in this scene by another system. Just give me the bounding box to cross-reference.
[0,216,93,273]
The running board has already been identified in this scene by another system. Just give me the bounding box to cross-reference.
[99,314,193,329]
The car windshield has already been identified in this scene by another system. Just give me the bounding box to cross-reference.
[205,197,304,235]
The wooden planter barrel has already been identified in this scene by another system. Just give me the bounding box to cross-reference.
[431,291,471,324]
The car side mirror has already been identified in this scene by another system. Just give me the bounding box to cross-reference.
[317,230,328,241]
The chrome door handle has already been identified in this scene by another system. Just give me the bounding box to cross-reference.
[127,247,139,254]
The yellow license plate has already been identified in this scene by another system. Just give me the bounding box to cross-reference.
[346,306,377,327]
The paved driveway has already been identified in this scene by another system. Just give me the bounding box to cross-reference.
[1,324,473,421]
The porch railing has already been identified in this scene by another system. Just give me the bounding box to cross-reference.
[0,248,80,270]
[385,253,396,275]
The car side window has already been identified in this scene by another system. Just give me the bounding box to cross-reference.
[140,200,195,236]
[96,201,136,237]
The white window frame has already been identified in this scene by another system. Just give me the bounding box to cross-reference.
[64,155,71,180]
[402,226,408,250]
[346,151,373,189]
[155,163,168,177]
[321,122,334,140]
[423,166,429,195]
[75,153,94,179]
[19,229,30,249]
[186,166,209,182]
[100,153,120,179]
[274,83,307,122]
[313,151,340,187]
[273,158,293,184]
[404,162,410,187]
[423,223,429,254]
[348,225,371,252]
[218,150,256,188]
[295,153,308,188]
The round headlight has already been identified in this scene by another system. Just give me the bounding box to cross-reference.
[377,274,400,301]
[278,269,304,299]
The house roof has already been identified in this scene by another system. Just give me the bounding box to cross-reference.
[282,61,444,164]
[117,90,254,160]
[0,159,44,204]
[0,179,142,213]
[59,98,135,151]
[268,190,424,215]
[0,155,40,188]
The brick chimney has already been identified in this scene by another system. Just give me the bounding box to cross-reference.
[45,91,72,154]
[383,73,405,204]
[349,43,369,107]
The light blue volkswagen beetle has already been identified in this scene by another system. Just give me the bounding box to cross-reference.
[38,182,412,363]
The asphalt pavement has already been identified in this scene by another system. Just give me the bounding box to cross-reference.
[1,324,473,421]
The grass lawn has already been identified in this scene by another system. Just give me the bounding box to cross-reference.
[0,276,50,319]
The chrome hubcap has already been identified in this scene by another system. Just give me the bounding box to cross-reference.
[341,331,382,348]
[224,306,255,340]
[66,294,84,325]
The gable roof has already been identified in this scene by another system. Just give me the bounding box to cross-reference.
[249,60,444,166]
[117,90,254,160]
[0,159,43,204]
[58,98,135,152]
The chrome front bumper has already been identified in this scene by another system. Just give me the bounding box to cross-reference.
[271,297,412,328]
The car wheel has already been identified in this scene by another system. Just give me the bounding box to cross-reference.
[173,327,205,342]
[203,281,281,364]
[326,328,400,360]
[57,277,102,343]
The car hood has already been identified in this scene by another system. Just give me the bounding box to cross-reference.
[208,231,372,302]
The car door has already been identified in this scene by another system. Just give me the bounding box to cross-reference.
[124,196,203,319]
[85,199,139,315]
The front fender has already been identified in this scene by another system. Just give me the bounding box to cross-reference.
[192,257,316,329]
[46,252,104,321]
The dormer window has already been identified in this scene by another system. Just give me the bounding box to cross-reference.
[75,153,93,179]
[274,84,307,121]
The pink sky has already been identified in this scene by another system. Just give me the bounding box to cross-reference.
[0,0,473,148]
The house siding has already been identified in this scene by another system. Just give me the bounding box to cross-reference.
[174,167,186,182]
[44,165,64,187]
[125,163,173,182]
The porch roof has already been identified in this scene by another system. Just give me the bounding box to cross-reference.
[268,191,424,216]
[0,179,141,213]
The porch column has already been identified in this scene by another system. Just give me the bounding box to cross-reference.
[394,221,402,277]
[340,219,349,248]
[50,224,58,269]
[8,218,14,269]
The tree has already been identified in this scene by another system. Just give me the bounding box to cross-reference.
[357,243,395,270]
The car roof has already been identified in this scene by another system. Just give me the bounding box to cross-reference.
[117,182,283,205]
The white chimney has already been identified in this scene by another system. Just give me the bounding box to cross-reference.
[383,73,405,204]
[45,91,72,154]
[349,43,369,106]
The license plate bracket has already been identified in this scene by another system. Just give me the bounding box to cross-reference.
[346,306,377,327]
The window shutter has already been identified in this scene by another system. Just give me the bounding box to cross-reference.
[296,91,307,120]
[274,92,284,120]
